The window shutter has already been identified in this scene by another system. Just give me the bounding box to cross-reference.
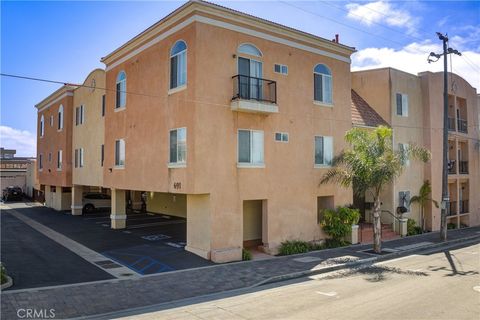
[396,93,402,115]
[324,136,333,165]
[402,94,408,116]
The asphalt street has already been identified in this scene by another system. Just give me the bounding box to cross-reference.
[114,242,480,320]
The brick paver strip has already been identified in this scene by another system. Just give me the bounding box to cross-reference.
[2,227,479,319]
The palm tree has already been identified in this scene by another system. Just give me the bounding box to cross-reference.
[320,126,430,253]
[410,180,439,233]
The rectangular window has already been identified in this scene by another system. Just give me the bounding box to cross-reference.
[314,74,332,104]
[101,144,104,167]
[275,132,289,142]
[170,51,187,89]
[398,143,410,166]
[102,95,106,116]
[169,128,186,164]
[75,106,84,125]
[48,152,52,162]
[115,139,125,167]
[238,130,264,165]
[57,150,63,170]
[274,64,288,75]
[39,154,43,169]
[396,93,408,116]
[50,116,53,127]
[315,136,333,166]
[74,149,78,168]
[399,191,411,212]
[79,148,84,168]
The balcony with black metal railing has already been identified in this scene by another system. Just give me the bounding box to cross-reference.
[457,118,468,133]
[448,117,456,131]
[459,161,469,174]
[231,75,278,114]
[447,201,457,216]
[459,199,469,214]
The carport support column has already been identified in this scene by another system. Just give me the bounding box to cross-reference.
[71,185,83,215]
[111,189,127,229]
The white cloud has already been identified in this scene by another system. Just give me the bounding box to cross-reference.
[0,126,36,157]
[352,41,480,90]
[346,1,418,35]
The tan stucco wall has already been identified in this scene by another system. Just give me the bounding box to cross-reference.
[72,69,105,187]
[147,192,187,218]
[103,15,353,259]
[25,160,37,197]
[37,94,74,188]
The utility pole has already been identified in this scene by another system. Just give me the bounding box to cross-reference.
[428,33,461,241]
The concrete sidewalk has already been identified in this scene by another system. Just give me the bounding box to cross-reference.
[2,226,479,319]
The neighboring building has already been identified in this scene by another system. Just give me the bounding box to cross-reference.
[71,69,107,215]
[352,68,480,231]
[35,85,76,211]
[99,0,355,262]
[0,148,35,193]
[25,159,39,199]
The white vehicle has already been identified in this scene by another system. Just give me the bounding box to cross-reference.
[82,193,111,213]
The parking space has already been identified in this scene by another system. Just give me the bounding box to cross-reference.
[5,203,212,278]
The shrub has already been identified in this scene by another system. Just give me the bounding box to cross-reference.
[320,206,360,242]
[278,240,311,256]
[447,223,457,230]
[1,264,7,285]
[242,248,252,261]
[407,219,422,236]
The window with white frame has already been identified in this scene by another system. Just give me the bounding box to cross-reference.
[75,105,84,125]
[39,154,43,170]
[115,139,125,167]
[116,71,126,109]
[50,115,53,127]
[396,93,408,116]
[315,136,333,166]
[313,64,332,104]
[57,150,63,170]
[399,191,411,212]
[274,64,288,75]
[275,132,289,142]
[170,40,187,89]
[169,128,186,164]
[40,115,44,137]
[398,143,410,166]
[238,130,264,165]
[74,148,84,168]
[58,105,64,130]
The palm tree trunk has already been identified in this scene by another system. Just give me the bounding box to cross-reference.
[373,197,382,253]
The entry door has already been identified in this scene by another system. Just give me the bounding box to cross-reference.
[238,57,262,100]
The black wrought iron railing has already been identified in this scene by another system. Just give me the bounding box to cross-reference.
[232,75,277,104]
[459,161,469,174]
[448,160,456,174]
[459,200,469,214]
[448,201,457,216]
[457,118,468,133]
[448,117,456,131]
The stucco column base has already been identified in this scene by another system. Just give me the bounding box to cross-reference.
[210,247,242,263]
[71,206,83,215]
[185,245,211,260]
[399,218,408,237]
[345,224,359,244]
[111,215,127,229]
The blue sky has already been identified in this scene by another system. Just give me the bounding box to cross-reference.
[1,0,479,156]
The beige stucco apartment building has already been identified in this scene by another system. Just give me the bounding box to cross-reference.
[352,68,480,232]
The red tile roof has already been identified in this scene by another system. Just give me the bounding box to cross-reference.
[351,90,389,128]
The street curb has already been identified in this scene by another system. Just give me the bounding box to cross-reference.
[1,276,14,290]
[253,234,480,287]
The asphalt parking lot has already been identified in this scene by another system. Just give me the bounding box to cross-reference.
[1,202,212,289]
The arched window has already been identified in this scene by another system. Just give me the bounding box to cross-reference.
[58,105,64,130]
[116,71,126,108]
[238,43,262,57]
[313,64,332,104]
[40,115,44,137]
[170,40,187,89]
